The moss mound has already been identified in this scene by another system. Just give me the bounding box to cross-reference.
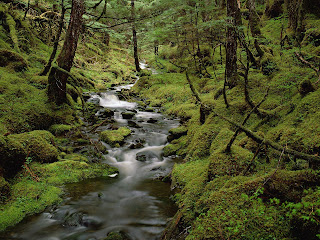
[100,127,131,147]
[8,130,58,163]
[0,49,28,71]
[0,131,58,179]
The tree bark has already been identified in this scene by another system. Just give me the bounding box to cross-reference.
[131,0,141,72]
[246,0,262,37]
[286,0,304,37]
[47,0,85,105]
[40,0,66,76]
[225,0,241,88]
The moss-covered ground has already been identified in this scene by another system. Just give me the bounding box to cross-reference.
[0,1,133,232]
[132,9,320,240]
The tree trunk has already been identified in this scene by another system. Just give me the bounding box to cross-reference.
[40,0,65,76]
[286,0,304,38]
[47,0,84,105]
[225,0,241,88]
[131,0,141,72]
[246,0,262,37]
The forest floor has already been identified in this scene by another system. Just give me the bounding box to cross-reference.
[132,13,320,240]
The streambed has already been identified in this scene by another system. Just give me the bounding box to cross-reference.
[2,65,179,240]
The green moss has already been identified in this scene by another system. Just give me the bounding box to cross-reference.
[8,130,58,164]
[64,153,90,163]
[0,49,28,71]
[5,13,20,53]
[163,143,180,157]
[0,180,62,232]
[0,177,10,203]
[49,124,75,136]
[208,146,253,178]
[100,127,131,147]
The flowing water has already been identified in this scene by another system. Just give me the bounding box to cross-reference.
[2,65,179,240]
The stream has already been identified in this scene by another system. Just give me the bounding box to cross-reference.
[2,64,179,240]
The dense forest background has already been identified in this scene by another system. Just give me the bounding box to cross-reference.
[0,0,320,239]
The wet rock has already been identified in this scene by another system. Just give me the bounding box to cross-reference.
[97,109,114,118]
[88,97,100,105]
[63,212,84,227]
[82,216,103,229]
[136,150,160,162]
[147,118,158,124]
[104,231,132,240]
[129,139,145,149]
[127,120,141,128]
[121,112,135,119]
[145,107,154,112]
[136,153,147,162]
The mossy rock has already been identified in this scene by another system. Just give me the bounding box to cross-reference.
[163,143,180,157]
[100,127,131,147]
[104,231,131,240]
[49,124,75,136]
[298,79,315,96]
[0,49,28,72]
[167,126,188,142]
[0,177,10,203]
[64,153,90,163]
[8,130,58,164]
[0,135,26,179]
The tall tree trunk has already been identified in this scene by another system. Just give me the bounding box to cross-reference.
[40,0,66,76]
[246,0,262,37]
[47,0,84,105]
[225,0,241,88]
[286,0,304,38]
[131,0,141,72]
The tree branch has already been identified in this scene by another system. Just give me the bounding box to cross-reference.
[214,110,320,163]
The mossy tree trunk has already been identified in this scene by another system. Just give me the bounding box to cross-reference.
[225,0,241,88]
[47,0,84,105]
[246,0,262,37]
[265,0,284,18]
[285,0,304,39]
[131,0,141,72]
[40,0,66,76]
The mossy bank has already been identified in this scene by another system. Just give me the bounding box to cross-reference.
[0,1,134,232]
[132,5,320,240]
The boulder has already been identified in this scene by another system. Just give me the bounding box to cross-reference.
[97,108,114,118]
[136,150,160,162]
[147,118,158,123]
[121,112,135,119]
[0,131,59,179]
